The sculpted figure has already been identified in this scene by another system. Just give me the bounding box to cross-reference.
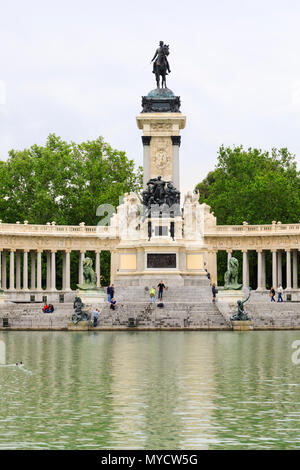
[231,288,252,321]
[77,257,97,290]
[224,257,242,290]
[72,296,90,324]
[151,41,171,88]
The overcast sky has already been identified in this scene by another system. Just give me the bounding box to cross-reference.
[1,0,300,194]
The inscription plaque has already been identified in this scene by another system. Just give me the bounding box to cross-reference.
[147,253,176,269]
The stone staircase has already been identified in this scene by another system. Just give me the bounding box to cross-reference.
[246,302,300,328]
[98,301,230,329]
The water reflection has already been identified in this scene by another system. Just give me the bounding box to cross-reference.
[0,331,299,449]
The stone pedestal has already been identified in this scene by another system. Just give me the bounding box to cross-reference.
[77,288,105,306]
[231,320,254,331]
[217,290,244,305]
[68,321,91,331]
[0,290,6,304]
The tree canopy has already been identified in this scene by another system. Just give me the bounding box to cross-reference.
[0,134,142,225]
[196,145,300,287]
[196,145,300,225]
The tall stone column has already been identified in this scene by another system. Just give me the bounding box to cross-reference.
[272,250,277,288]
[36,250,42,291]
[9,250,15,291]
[257,250,263,290]
[0,250,2,289]
[64,250,71,291]
[79,251,85,285]
[242,250,249,288]
[2,251,7,290]
[46,251,51,290]
[286,249,292,290]
[226,250,232,270]
[31,251,36,290]
[142,136,151,189]
[171,136,181,190]
[51,251,56,291]
[16,251,21,290]
[293,250,298,289]
[261,251,266,289]
[23,250,29,290]
[277,251,282,286]
[95,251,101,287]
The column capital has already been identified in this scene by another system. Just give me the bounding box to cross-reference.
[10,249,16,253]
[80,250,86,254]
[36,249,43,254]
[271,249,277,253]
[171,136,181,146]
[242,249,248,253]
[23,249,30,253]
[95,250,102,254]
[226,249,232,254]
[141,136,151,146]
[285,248,291,253]
[256,249,263,253]
[65,249,72,253]
[51,250,57,254]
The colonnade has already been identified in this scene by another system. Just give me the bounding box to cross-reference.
[0,249,103,291]
[223,248,298,290]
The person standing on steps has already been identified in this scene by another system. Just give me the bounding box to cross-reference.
[150,287,156,303]
[270,286,276,302]
[157,281,166,300]
[93,308,99,327]
[212,283,218,303]
[277,284,283,302]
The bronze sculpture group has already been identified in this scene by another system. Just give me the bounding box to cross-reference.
[142,176,180,210]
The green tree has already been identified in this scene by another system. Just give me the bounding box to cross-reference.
[0,134,143,285]
[196,145,300,286]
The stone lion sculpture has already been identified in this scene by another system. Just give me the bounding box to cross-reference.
[224,257,242,290]
[77,257,97,290]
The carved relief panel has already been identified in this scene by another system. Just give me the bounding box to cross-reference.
[150,137,173,181]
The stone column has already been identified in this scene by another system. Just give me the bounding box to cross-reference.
[95,251,101,287]
[2,251,7,290]
[0,250,2,289]
[277,251,282,286]
[286,249,292,290]
[23,250,29,290]
[31,251,36,290]
[242,250,249,288]
[293,250,298,289]
[16,251,21,290]
[51,251,56,291]
[64,250,71,291]
[79,251,85,285]
[9,250,15,291]
[171,136,181,190]
[36,250,42,291]
[142,136,151,190]
[257,250,263,290]
[46,251,51,290]
[226,250,232,270]
[261,251,266,289]
[272,250,277,288]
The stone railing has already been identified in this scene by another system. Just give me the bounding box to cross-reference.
[0,221,117,237]
[205,222,300,236]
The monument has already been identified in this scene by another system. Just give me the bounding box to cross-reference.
[111,41,211,288]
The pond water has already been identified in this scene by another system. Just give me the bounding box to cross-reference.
[0,331,299,450]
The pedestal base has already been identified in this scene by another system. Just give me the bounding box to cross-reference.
[68,321,91,331]
[0,291,6,304]
[77,288,105,305]
[217,290,244,305]
[231,320,254,331]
